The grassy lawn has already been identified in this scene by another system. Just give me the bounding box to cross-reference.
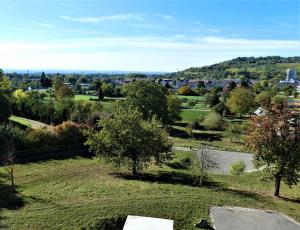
[180,109,210,123]
[9,116,32,128]
[177,95,205,101]
[0,154,299,230]
[74,95,98,101]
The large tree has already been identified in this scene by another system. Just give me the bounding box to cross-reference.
[167,95,182,123]
[246,105,300,196]
[85,105,173,175]
[123,81,169,124]
[226,87,255,116]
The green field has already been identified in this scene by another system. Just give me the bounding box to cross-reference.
[180,109,210,123]
[0,153,299,229]
[9,116,32,128]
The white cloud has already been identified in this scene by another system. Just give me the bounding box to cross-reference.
[60,14,144,23]
[36,23,57,28]
[0,36,299,71]
[154,14,177,21]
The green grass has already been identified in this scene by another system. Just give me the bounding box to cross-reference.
[9,116,32,128]
[74,95,98,101]
[180,109,210,123]
[0,154,299,230]
[178,95,205,101]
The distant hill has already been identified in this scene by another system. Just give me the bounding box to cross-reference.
[169,56,300,80]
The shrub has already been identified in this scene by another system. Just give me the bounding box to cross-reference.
[230,160,246,175]
[168,158,193,169]
[52,121,85,146]
[202,112,225,130]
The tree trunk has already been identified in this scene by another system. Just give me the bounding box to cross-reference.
[132,161,138,176]
[274,175,281,197]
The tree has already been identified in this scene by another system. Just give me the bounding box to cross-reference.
[202,112,225,130]
[196,147,219,185]
[0,123,18,190]
[225,123,242,142]
[204,92,220,108]
[85,105,173,175]
[255,90,272,107]
[101,82,113,97]
[226,87,255,116]
[52,78,64,91]
[188,100,197,108]
[123,81,169,124]
[71,100,102,123]
[0,93,11,122]
[177,86,194,95]
[55,85,74,99]
[245,106,300,196]
[167,95,182,123]
[186,123,193,149]
[0,75,11,92]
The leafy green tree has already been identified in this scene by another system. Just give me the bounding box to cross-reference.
[204,92,220,108]
[202,112,225,130]
[101,82,113,97]
[55,85,74,100]
[71,100,102,123]
[226,87,255,116]
[52,78,64,91]
[167,95,182,123]
[255,90,272,107]
[246,106,300,196]
[123,81,169,124]
[85,105,173,175]
[225,123,242,142]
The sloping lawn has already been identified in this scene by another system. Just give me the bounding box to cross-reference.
[0,153,299,229]
[9,116,32,128]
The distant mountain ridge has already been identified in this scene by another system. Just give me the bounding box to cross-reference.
[171,56,300,80]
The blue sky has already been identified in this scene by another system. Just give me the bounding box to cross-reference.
[0,0,299,71]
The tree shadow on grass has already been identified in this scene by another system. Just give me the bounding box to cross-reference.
[114,170,269,204]
[114,170,221,188]
[278,196,300,204]
[168,127,222,141]
[0,173,24,229]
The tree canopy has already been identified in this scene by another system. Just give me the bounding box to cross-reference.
[85,105,173,175]
[246,106,300,196]
[226,87,255,116]
[123,81,169,124]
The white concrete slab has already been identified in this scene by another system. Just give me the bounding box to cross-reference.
[123,215,173,230]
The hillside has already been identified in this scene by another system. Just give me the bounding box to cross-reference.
[171,56,300,80]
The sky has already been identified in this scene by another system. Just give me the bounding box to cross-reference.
[0,0,299,72]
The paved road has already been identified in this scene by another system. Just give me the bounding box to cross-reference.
[211,207,300,230]
[173,146,254,174]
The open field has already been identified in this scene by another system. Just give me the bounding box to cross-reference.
[0,153,299,230]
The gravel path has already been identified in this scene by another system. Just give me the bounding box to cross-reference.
[173,146,255,174]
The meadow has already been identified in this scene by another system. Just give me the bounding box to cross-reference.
[0,152,299,230]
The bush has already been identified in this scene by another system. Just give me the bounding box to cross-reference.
[168,158,193,169]
[202,112,225,130]
[230,160,246,175]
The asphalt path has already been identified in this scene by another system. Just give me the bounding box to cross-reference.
[210,207,300,230]
[173,146,254,174]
